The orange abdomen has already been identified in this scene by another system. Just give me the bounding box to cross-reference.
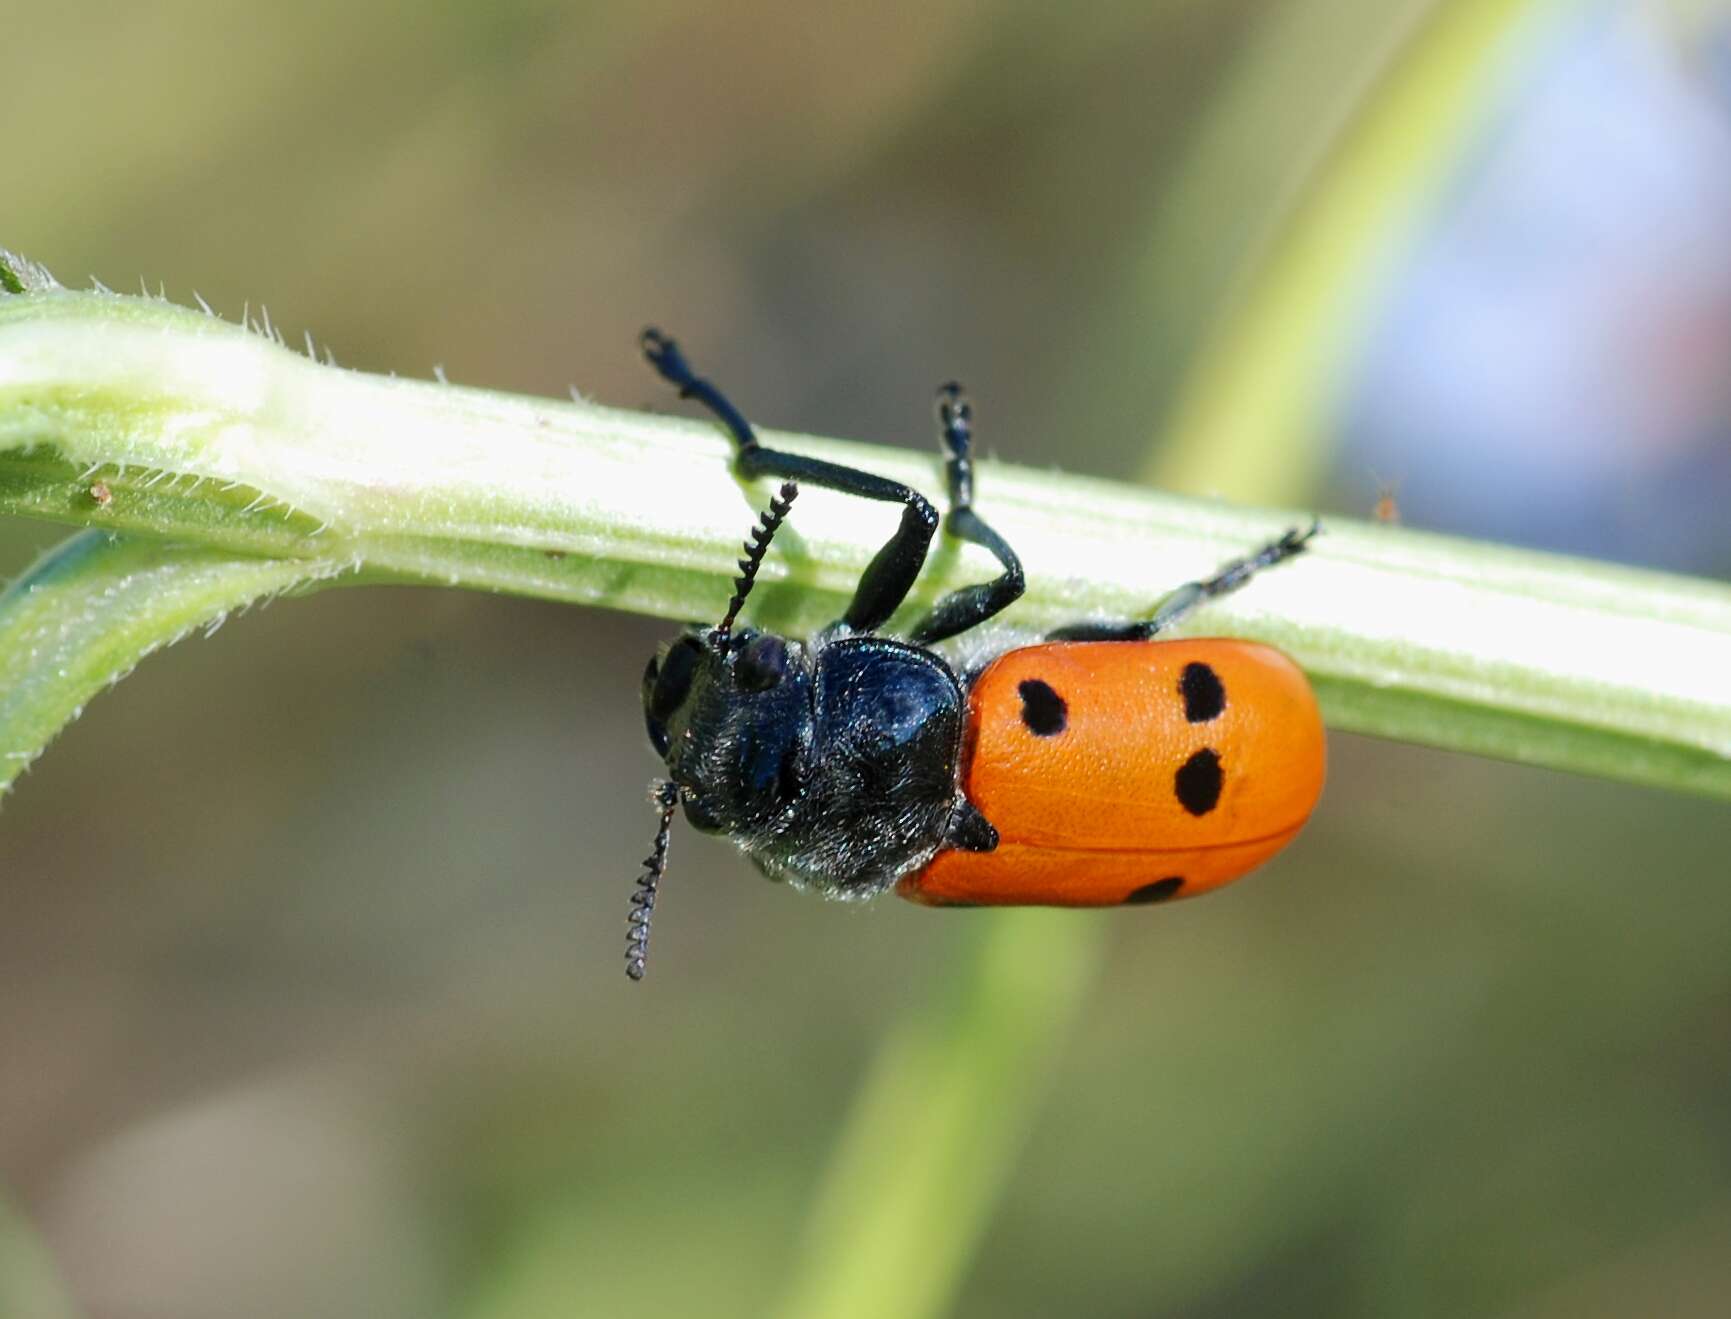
[899,640,1325,907]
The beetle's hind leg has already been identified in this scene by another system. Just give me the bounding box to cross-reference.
[908,383,1026,645]
[640,328,939,635]
[1047,521,1319,641]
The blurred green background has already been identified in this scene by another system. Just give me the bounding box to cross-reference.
[6,1,1731,1316]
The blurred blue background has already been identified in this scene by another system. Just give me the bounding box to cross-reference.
[4,2,1731,1316]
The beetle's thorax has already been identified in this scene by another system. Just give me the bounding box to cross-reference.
[643,631,966,899]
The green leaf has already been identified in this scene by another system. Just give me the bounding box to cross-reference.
[0,531,352,797]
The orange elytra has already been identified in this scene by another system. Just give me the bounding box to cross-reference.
[900,639,1325,907]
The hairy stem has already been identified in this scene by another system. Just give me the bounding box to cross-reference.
[3,281,1731,801]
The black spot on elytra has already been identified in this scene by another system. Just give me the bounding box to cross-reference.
[1125,876,1185,904]
[1018,679,1067,736]
[1175,748,1223,816]
[1180,662,1225,723]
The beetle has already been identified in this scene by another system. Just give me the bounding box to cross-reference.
[628,329,1325,980]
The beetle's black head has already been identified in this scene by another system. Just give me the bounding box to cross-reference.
[627,482,804,982]
[641,480,806,831]
[642,623,814,834]
[628,629,811,982]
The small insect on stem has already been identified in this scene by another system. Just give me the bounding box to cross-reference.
[1370,471,1402,526]
[89,481,113,509]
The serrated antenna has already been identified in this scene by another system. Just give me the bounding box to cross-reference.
[714,482,798,643]
[625,780,681,982]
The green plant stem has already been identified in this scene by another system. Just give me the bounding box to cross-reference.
[771,910,1095,1319]
[0,1188,81,1319]
[1149,0,1557,500]
[5,284,1731,802]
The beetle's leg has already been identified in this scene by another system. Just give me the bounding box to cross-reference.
[1047,522,1319,641]
[641,328,937,635]
[908,382,1026,645]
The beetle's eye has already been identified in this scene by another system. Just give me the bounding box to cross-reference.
[642,657,671,756]
[735,634,788,692]
[649,636,705,721]
[682,794,724,834]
